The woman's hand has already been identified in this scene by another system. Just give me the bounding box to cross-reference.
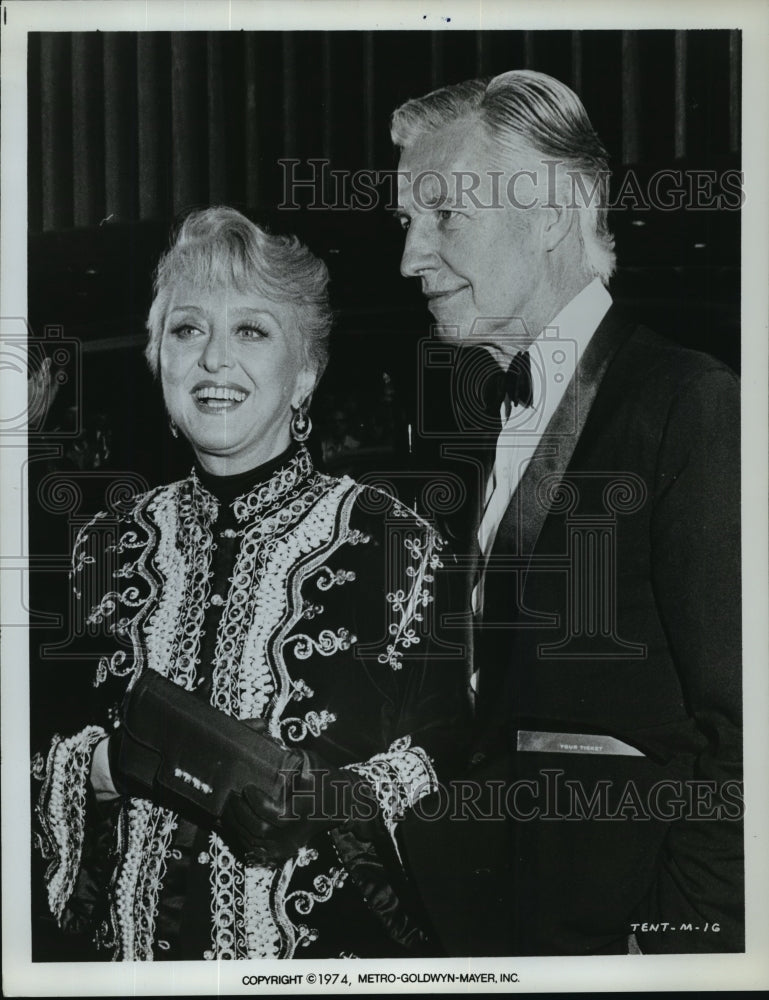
[105,670,380,863]
[88,736,120,803]
[220,752,379,866]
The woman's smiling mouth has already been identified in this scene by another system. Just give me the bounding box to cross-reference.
[192,382,249,412]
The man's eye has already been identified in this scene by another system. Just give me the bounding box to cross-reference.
[396,215,411,232]
[438,208,459,223]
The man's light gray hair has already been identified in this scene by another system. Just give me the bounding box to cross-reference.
[391,69,616,283]
[145,206,332,383]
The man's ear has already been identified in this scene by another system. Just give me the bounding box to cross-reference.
[542,203,577,253]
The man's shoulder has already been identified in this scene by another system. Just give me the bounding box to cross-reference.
[602,307,738,396]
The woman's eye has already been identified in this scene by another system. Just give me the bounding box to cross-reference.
[170,324,202,340]
[396,214,411,232]
[237,325,268,340]
[437,208,459,223]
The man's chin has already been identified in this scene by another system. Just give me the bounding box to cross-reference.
[428,315,473,342]
[431,321,504,361]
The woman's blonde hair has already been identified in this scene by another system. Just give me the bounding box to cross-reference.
[145,206,332,382]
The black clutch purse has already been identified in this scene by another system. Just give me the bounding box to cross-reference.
[109,669,290,828]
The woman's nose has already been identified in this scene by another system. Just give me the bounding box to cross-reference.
[199,328,232,371]
[400,218,439,278]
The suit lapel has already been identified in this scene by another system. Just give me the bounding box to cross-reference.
[474,306,636,742]
[490,306,635,567]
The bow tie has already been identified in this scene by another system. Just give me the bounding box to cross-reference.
[501,350,533,409]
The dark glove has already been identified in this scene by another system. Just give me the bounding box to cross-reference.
[108,669,276,824]
[107,670,379,864]
[220,746,380,866]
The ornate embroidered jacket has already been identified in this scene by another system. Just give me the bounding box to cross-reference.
[33,446,470,960]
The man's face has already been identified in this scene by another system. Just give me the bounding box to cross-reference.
[396,117,549,349]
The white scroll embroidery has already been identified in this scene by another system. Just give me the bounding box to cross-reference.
[34,726,106,922]
[345,736,439,860]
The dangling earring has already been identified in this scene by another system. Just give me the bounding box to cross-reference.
[290,406,311,443]
[169,419,179,439]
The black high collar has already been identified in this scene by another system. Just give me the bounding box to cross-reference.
[193,441,301,507]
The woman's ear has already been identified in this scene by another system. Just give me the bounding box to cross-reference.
[292,365,317,410]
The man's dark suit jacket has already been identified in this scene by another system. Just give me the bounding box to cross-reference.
[402,304,743,956]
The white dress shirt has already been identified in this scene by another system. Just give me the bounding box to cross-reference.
[472,278,613,618]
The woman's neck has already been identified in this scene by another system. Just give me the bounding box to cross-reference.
[194,441,300,505]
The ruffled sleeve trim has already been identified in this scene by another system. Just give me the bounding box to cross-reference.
[33,726,107,922]
[344,736,438,862]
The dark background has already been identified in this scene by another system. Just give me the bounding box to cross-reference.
[28,29,741,489]
[28,28,741,957]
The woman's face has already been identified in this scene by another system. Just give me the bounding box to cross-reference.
[159,279,315,475]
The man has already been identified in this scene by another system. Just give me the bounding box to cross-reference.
[392,71,743,955]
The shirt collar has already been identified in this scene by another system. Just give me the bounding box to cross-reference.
[537,277,612,357]
[502,278,612,425]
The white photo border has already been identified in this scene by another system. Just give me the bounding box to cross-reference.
[2,0,768,995]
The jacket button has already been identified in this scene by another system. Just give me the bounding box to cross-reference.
[197,851,210,864]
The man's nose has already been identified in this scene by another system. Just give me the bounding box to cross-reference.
[199,327,232,371]
[400,218,438,279]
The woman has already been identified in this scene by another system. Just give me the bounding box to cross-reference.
[33,207,469,961]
